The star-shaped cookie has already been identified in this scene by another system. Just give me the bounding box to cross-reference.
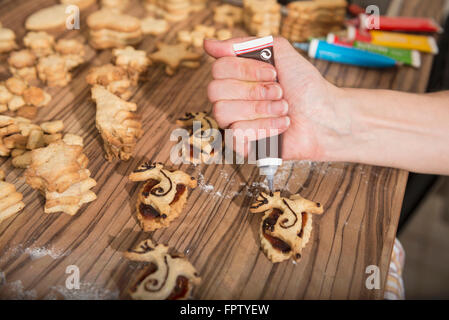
[149,42,201,76]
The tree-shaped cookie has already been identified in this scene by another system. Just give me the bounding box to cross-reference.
[91,85,143,161]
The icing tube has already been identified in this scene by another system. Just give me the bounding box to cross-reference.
[326,33,353,47]
[300,39,397,68]
[232,36,282,191]
[326,26,372,46]
[360,14,443,33]
[369,30,439,54]
[353,41,421,68]
[347,25,372,42]
[327,34,421,68]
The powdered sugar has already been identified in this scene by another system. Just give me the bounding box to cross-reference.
[197,172,215,193]
[24,246,67,260]
[0,277,37,300]
[0,244,68,263]
[45,283,119,300]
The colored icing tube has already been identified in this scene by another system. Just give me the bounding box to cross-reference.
[353,41,421,68]
[360,14,442,33]
[327,33,421,68]
[369,30,439,54]
[326,33,354,47]
[294,39,397,68]
[325,26,372,46]
[346,25,372,42]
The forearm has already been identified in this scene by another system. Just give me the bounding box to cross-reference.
[326,88,449,174]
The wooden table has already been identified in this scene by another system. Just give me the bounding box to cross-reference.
[0,0,444,300]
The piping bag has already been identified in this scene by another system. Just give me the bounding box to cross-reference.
[233,36,282,192]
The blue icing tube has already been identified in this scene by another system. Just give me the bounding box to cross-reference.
[294,39,398,68]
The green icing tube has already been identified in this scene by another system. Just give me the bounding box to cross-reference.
[354,41,421,68]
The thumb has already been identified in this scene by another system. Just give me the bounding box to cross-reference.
[205,36,316,76]
[273,37,319,81]
[204,37,255,58]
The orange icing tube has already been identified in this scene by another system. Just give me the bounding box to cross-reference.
[369,30,438,54]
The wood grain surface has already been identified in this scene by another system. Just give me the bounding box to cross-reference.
[0,0,444,300]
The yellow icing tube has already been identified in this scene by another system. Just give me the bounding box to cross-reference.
[369,30,438,54]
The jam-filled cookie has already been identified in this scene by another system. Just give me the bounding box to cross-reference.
[124,239,201,300]
[250,191,323,263]
[129,162,197,232]
[176,112,223,164]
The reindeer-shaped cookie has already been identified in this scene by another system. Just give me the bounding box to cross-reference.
[129,162,197,231]
[124,239,201,300]
[176,112,223,164]
[250,191,324,263]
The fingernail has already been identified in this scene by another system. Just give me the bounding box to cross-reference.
[265,84,283,100]
[268,100,288,115]
[258,68,277,81]
[282,100,289,114]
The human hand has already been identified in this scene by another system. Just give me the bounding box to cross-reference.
[204,37,350,161]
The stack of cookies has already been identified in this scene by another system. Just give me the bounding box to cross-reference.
[37,55,73,87]
[177,24,216,48]
[112,46,151,86]
[0,77,51,117]
[24,141,97,216]
[86,64,133,100]
[101,0,130,12]
[17,32,86,87]
[0,22,17,54]
[144,0,191,22]
[87,9,143,49]
[190,0,208,12]
[140,16,168,36]
[243,0,281,36]
[23,31,55,57]
[60,0,96,11]
[7,49,37,82]
[0,172,25,225]
[54,38,86,70]
[281,0,347,42]
[213,4,243,28]
[0,116,81,169]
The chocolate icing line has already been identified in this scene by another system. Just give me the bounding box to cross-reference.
[150,170,172,197]
[178,112,196,121]
[280,199,298,229]
[144,255,169,293]
[133,162,156,173]
[130,240,154,254]
[250,193,269,209]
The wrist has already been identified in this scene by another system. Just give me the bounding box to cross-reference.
[317,85,365,163]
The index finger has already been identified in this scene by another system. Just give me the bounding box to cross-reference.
[204,37,256,59]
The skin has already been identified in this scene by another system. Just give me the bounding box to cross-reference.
[204,37,449,175]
